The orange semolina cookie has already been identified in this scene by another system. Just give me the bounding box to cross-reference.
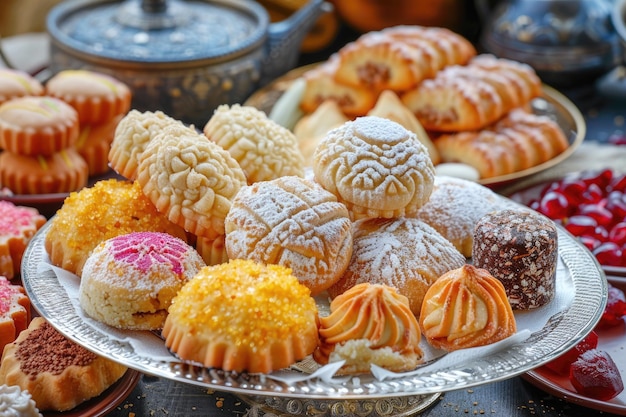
[74,114,124,176]
[0,96,79,156]
[0,317,127,412]
[419,264,517,351]
[0,276,31,353]
[44,179,188,277]
[315,283,423,374]
[162,259,319,374]
[45,70,131,124]
[0,69,44,105]
[0,148,88,195]
[0,201,46,279]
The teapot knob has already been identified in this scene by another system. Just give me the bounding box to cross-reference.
[116,0,190,30]
[142,0,167,13]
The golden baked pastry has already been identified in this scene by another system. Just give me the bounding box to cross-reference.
[225,176,353,295]
[315,283,423,374]
[108,109,196,180]
[75,114,123,176]
[79,231,206,330]
[0,96,79,156]
[136,128,247,239]
[195,234,229,266]
[299,55,378,117]
[419,264,517,351]
[472,208,558,310]
[413,176,509,257]
[45,69,131,124]
[44,179,188,277]
[313,116,435,220]
[367,89,440,164]
[401,55,542,132]
[0,69,44,105]
[327,217,466,315]
[434,109,568,179]
[0,148,89,195]
[162,259,319,374]
[203,104,305,184]
[0,317,127,412]
[0,201,46,279]
[0,276,30,353]
[293,100,349,167]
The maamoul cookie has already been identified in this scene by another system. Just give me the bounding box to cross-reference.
[413,176,509,257]
[0,69,43,105]
[419,264,517,351]
[472,208,558,310]
[0,276,31,353]
[75,114,123,176]
[313,116,435,220]
[162,259,319,374]
[0,96,79,156]
[195,235,229,266]
[0,384,42,417]
[203,104,304,183]
[0,148,89,195]
[0,201,46,279]
[44,179,188,277]
[108,109,196,180]
[45,69,131,124]
[80,231,206,330]
[0,317,127,412]
[315,283,423,374]
[137,129,247,239]
[327,217,466,315]
[225,176,353,295]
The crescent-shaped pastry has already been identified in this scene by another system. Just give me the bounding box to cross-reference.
[419,264,517,351]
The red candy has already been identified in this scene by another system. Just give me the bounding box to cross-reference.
[596,283,626,329]
[530,169,626,268]
[544,331,599,375]
[570,349,624,400]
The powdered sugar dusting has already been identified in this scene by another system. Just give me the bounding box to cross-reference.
[0,201,43,237]
[110,232,191,275]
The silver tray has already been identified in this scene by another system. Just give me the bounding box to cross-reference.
[22,220,606,405]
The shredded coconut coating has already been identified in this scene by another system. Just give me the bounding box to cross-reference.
[313,116,435,220]
[472,208,558,310]
[0,384,42,417]
[225,176,353,295]
[137,129,247,239]
[420,264,517,351]
[328,217,466,315]
[162,259,319,374]
[108,109,196,180]
[203,104,305,184]
[44,179,188,277]
[315,283,423,373]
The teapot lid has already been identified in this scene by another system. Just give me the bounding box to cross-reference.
[47,0,268,64]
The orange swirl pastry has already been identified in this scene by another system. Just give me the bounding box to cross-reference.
[314,283,423,374]
[419,264,517,351]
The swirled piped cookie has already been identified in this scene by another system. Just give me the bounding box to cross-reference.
[80,232,206,330]
[162,259,319,374]
[203,104,305,184]
[315,283,423,374]
[419,264,517,351]
[327,217,466,315]
[313,116,435,220]
[225,176,353,295]
[137,128,247,239]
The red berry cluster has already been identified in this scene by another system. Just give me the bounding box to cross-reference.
[529,169,626,267]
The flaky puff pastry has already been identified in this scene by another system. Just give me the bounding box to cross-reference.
[315,283,423,374]
[419,264,517,351]
[313,116,435,220]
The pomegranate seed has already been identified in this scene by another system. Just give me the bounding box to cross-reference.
[570,349,624,400]
[580,169,613,189]
[609,222,626,246]
[579,236,601,251]
[608,133,626,146]
[578,204,613,227]
[538,191,571,219]
[596,284,626,329]
[610,174,626,193]
[544,331,599,375]
[582,183,604,204]
[558,179,587,205]
[606,192,626,219]
[565,215,598,236]
[593,242,623,266]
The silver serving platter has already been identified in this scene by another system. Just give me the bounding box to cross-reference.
[22,220,606,406]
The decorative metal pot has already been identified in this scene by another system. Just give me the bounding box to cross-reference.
[47,0,328,126]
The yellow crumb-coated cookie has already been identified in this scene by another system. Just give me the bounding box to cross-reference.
[44,179,188,277]
[203,104,305,184]
[162,259,319,374]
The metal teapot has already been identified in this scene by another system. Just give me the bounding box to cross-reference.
[47,0,328,127]
[476,0,620,87]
